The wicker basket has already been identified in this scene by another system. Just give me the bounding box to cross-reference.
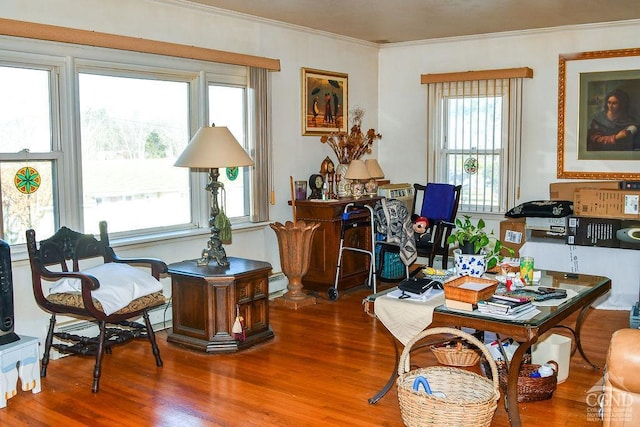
[497,360,558,402]
[443,276,498,304]
[430,339,481,367]
[397,327,500,427]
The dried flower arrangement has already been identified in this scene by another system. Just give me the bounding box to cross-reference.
[320,107,382,164]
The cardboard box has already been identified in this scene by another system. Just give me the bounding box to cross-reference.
[574,189,640,220]
[566,216,640,250]
[500,218,526,257]
[549,181,619,201]
[566,216,621,248]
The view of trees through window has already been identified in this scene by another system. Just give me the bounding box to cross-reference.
[79,73,191,234]
[443,95,503,212]
[1,46,253,246]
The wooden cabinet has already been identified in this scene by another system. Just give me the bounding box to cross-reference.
[167,257,274,353]
[293,198,379,294]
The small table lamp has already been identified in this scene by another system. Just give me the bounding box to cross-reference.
[174,126,254,267]
[364,159,384,196]
[344,159,371,199]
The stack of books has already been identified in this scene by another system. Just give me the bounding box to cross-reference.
[477,295,535,318]
[445,298,477,312]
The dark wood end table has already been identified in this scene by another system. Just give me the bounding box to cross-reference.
[167,257,274,353]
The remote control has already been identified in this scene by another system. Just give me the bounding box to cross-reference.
[534,291,567,301]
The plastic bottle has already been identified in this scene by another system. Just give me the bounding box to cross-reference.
[530,363,554,378]
[538,364,555,377]
[322,177,329,200]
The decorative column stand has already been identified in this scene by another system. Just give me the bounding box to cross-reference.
[270,219,320,309]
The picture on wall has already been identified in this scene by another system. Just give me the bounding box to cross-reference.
[579,73,640,159]
[301,68,348,136]
[557,47,640,179]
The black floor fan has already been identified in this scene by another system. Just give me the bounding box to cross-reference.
[0,238,20,345]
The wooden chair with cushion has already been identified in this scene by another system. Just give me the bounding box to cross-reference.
[411,183,462,269]
[26,221,167,392]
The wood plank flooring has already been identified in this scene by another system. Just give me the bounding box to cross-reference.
[0,284,630,426]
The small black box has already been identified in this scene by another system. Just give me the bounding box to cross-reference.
[566,216,621,248]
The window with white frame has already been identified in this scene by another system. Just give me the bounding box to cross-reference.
[424,69,532,214]
[78,72,192,235]
[0,64,59,244]
[0,37,265,246]
[209,84,250,219]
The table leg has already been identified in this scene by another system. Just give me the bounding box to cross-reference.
[0,363,18,408]
[368,335,399,404]
[574,305,598,370]
[503,340,532,427]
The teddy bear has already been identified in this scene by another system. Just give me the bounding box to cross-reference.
[411,214,431,248]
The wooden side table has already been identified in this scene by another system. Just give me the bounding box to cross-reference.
[0,335,41,408]
[167,257,274,353]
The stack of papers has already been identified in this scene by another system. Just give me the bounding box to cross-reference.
[477,295,539,319]
[477,307,541,320]
[478,295,533,314]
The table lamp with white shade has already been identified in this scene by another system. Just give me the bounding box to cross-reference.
[364,159,384,196]
[174,125,254,267]
[344,159,371,199]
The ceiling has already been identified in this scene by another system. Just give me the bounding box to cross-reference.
[186,0,640,44]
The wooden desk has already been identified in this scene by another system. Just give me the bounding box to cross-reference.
[167,258,274,353]
[293,198,380,295]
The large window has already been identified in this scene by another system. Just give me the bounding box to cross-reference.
[0,37,261,247]
[423,69,531,214]
[78,73,191,234]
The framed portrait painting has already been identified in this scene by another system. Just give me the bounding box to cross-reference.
[301,68,348,136]
[557,47,640,179]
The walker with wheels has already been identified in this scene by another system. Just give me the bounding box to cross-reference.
[328,203,376,301]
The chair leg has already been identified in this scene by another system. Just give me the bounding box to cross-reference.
[428,254,436,268]
[441,253,449,269]
[41,314,56,378]
[143,311,163,367]
[92,321,107,393]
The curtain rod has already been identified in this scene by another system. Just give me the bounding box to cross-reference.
[0,18,281,71]
[421,67,533,84]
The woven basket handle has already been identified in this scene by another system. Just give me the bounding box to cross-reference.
[545,360,559,374]
[398,326,500,392]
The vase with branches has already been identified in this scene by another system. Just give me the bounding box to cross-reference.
[320,108,381,197]
[320,107,382,164]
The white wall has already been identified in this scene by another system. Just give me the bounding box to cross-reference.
[378,20,640,234]
[1,0,638,343]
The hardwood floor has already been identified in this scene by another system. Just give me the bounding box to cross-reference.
[0,284,629,426]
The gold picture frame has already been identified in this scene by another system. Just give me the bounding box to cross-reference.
[301,68,348,136]
[557,47,640,179]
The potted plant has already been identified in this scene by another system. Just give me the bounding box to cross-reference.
[447,215,514,275]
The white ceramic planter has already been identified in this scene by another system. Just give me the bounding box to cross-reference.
[453,248,487,277]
